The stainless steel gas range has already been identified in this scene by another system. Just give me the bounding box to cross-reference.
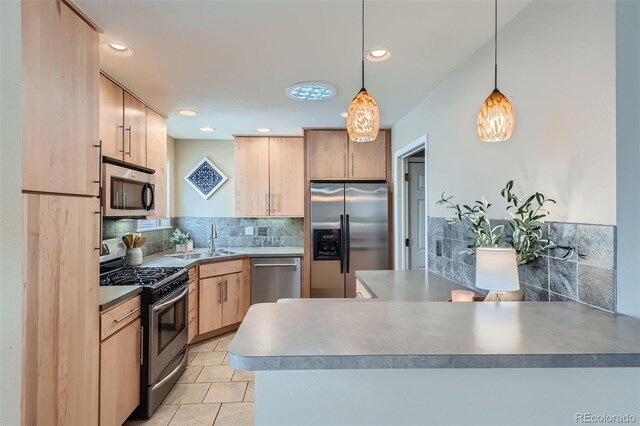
[100,242,188,418]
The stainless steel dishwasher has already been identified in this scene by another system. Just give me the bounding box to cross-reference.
[251,257,301,304]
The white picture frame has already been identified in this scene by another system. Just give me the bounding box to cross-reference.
[184,157,228,200]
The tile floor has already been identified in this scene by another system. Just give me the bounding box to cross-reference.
[126,332,254,426]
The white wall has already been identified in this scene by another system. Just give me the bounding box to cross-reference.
[392,0,616,225]
[174,139,235,217]
[167,135,177,216]
[615,0,640,319]
[0,1,23,424]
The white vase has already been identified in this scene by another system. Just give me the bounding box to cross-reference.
[125,247,143,266]
[175,243,186,253]
[186,240,194,252]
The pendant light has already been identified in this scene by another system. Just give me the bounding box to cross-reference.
[347,0,380,143]
[477,0,515,142]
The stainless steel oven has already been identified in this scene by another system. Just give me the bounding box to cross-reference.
[102,161,155,217]
[147,282,188,414]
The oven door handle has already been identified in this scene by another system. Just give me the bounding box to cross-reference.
[153,287,188,312]
[151,350,187,392]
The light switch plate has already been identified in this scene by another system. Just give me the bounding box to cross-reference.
[245,226,254,236]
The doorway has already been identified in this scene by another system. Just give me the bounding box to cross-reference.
[408,154,426,270]
[393,135,427,270]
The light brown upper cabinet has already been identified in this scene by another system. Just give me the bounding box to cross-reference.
[348,131,387,179]
[146,108,168,218]
[99,74,148,167]
[235,136,304,217]
[306,129,389,180]
[307,130,348,179]
[124,92,147,166]
[269,137,304,216]
[99,75,125,159]
[22,0,100,196]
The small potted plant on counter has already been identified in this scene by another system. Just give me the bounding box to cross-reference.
[170,228,192,253]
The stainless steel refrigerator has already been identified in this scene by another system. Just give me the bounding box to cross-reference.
[310,182,388,298]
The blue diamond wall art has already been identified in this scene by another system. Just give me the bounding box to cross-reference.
[184,157,228,199]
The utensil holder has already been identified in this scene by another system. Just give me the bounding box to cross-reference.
[125,247,143,266]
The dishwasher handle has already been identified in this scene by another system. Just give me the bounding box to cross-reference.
[253,263,298,269]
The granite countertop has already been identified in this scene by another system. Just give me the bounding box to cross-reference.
[99,286,142,311]
[356,270,476,301]
[100,247,303,311]
[140,247,304,268]
[229,301,640,370]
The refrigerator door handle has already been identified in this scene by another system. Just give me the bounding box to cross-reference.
[339,214,345,274]
[345,214,351,273]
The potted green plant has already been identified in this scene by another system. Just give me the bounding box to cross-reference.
[169,228,191,253]
[437,180,583,300]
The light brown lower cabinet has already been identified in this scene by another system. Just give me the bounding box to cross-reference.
[22,193,100,426]
[99,297,141,426]
[187,266,199,343]
[197,260,250,337]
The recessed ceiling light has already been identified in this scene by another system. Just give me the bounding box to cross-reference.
[108,42,128,51]
[367,48,391,62]
[101,42,134,57]
[286,82,337,102]
[178,109,198,116]
[200,127,215,132]
[341,112,348,118]
[257,128,272,133]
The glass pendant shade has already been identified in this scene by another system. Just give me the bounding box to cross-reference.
[477,88,515,142]
[347,88,380,143]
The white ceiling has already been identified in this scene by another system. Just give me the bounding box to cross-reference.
[77,0,531,140]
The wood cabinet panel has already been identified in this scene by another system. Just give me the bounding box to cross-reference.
[222,273,244,326]
[99,74,125,159]
[188,317,198,343]
[307,130,348,179]
[22,194,100,426]
[348,131,387,179]
[234,137,270,216]
[100,295,141,341]
[99,317,141,426]
[198,276,224,334]
[22,0,100,196]
[146,108,168,218]
[269,138,304,216]
[123,91,147,167]
[199,259,243,279]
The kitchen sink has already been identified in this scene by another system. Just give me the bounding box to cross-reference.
[166,250,236,260]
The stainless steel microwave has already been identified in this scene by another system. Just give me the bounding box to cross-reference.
[102,161,155,217]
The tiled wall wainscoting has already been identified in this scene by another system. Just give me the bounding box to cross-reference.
[427,217,616,312]
[103,219,174,257]
[171,217,304,249]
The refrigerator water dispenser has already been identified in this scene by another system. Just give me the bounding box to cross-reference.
[313,229,341,260]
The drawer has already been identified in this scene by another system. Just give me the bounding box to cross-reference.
[199,259,243,278]
[188,305,198,325]
[188,288,198,313]
[188,266,198,282]
[188,279,198,294]
[100,296,141,341]
[188,316,198,343]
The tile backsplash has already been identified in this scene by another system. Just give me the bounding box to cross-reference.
[102,219,174,257]
[171,217,304,249]
[427,217,616,312]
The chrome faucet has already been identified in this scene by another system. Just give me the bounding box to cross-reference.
[208,223,217,253]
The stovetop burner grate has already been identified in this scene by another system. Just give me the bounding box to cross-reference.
[100,267,184,287]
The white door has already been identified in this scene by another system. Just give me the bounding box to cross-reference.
[408,160,426,270]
